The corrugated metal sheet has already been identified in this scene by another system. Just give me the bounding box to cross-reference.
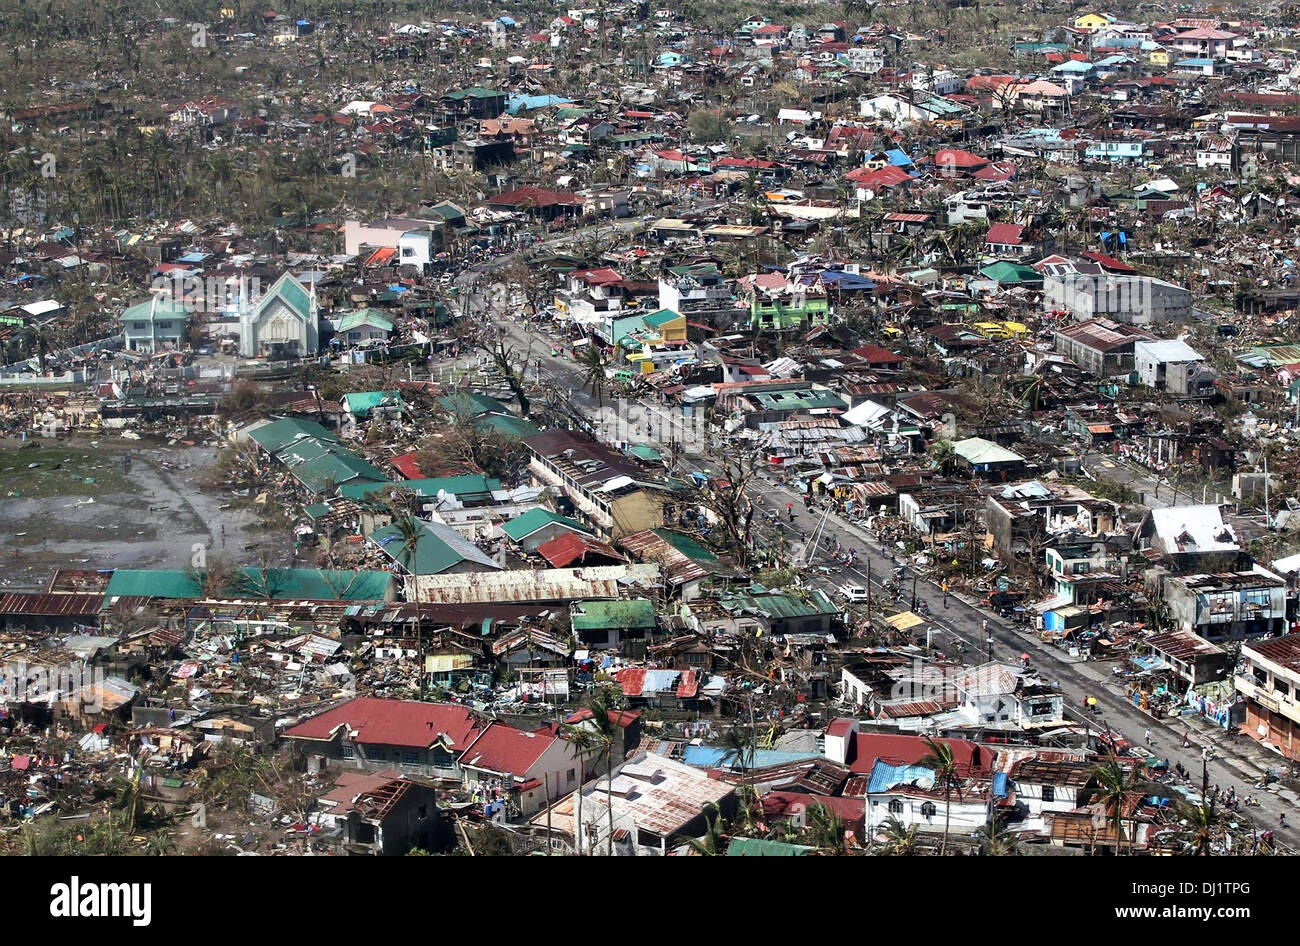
[0,593,104,616]
[413,564,660,605]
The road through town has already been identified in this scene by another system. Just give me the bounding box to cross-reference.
[455,223,1300,849]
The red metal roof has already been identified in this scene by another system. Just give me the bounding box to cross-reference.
[564,707,642,728]
[985,223,1025,245]
[847,732,991,775]
[845,164,913,188]
[1080,251,1137,273]
[932,148,990,170]
[536,532,625,568]
[0,593,103,616]
[487,185,585,208]
[615,667,647,697]
[850,343,904,365]
[388,451,427,480]
[284,697,480,749]
[676,670,699,699]
[460,720,557,776]
[365,246,397,266]
[762,791,865,827]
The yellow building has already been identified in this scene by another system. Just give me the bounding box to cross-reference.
[1148,48,1170,67]
[641,308,686,344]
[1073,12,1115,32]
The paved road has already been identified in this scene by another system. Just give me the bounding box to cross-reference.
[449,232,1300,849]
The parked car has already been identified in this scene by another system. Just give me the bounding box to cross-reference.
[840,584,870,603]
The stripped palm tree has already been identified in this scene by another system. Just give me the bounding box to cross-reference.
[974,815,1020,855]
[1087,759,1146,855]
[919,737,964,856]
[1177,788,1220,856]
[391,516,427,694]
[719,724,758,830]
[585,687,622,856]
[562,724,598,855]
[580,343,606,407]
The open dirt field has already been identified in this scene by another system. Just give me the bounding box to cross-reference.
[0,437,289,590]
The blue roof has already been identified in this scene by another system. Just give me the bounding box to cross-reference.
[506,93,574,114]
[681,746,823,769]
[176,252,209,263]
[1176,57,1216,66]
[820,271,877,290]
[993,772,1010,798]
[867,760,934,794]
[884,148,913,167]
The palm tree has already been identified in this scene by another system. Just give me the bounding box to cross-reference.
[580,343,606,407]
[974,816,1020,855]
[563,724,599,854]
[1178,795,1218,856]
[877,815,920,855]
[719,724,758,829]
[927,437,956,475]
[805,802,848,855]
[1087,759,1142,855]
[585,687,622,856]
[687,802,728,856]
[919,737,963,856]
[391,516,427,693]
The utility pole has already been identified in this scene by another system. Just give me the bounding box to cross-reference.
[865,557,872,628]
[1264,454,1271,529]
[910,571,919,612]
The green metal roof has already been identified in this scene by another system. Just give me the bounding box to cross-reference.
[369,520,499,575]
[247,417,338,454]
[642,308,683,329]
[721,588,836,619]
[502,507,592,542]
[259,271,313,320]
[120,298,189,323]
[978,261,1042,284]
[652,528,718,562]
[437,392,507,417]
[408,473,501,501]
[342,390,403,417]
[570,598,657,630]
[106,569,202,599]
[105,568,389,601]
[725,837,814,856]
[474,412,541,439]
[337,311,394,334]
[624,443,665,463]
[290,451,389,493]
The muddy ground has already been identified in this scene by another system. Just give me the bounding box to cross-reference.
[0,437,290,590]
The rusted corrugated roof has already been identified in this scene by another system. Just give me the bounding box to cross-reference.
[617,667,647,697]
[413,564,660,605]
[0,593,104,616]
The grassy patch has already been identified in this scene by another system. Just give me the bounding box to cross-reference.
[0,445,137,499]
